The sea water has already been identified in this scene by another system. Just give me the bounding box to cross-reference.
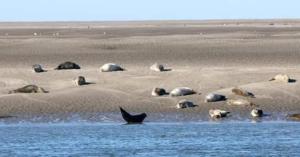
[0,122,299,157]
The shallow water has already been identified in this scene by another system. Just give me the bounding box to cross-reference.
[0,122,299,157]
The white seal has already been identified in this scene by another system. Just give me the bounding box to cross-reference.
[100,63,124,72]
[269,74,291,83]
[150,63,165,72]
[251,108,263,117]
[209,109,230,119]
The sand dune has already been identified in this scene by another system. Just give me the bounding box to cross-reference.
[1,20,300,122]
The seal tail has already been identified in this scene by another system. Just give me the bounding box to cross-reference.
[269,78,275,81]
[120,107,132,117]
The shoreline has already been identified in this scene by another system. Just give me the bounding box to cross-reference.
[0,111,297,123]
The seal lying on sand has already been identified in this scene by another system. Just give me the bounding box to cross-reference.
[227,99,257,107]
[150,63,165,72]
[8,85,48,94]
[287,114,300,121]
[100,63,124,72]
[170,87,195,97]
[120,107,147,124]
[269,74,292,83]
[176,99,196,109]
[151,87,167,96]
[205,93,226,102]
[32,64,45,73]
[232,87,255,98]
[209,109,230,119]
[73,76,86,86]
[251,108,263,117]
[55,61,81,70]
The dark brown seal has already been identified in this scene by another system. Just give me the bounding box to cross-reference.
[55,61,80,70]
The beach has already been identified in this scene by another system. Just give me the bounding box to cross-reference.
[1,20,300,122]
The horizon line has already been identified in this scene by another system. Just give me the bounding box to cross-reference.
[1,18,300,23]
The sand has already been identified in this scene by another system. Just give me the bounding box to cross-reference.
[1,20,300,122]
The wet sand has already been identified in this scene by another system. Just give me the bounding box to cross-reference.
[1,20,300,122]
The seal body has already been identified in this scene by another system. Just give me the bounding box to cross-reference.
[205,93,226,102]
[251,108,263,117]
[150,63,164,72]
[100,63,124,72]
[151,88,167,96]
[74,76,86,86]
[176,99,195,109]
[170,87,195,97]
[226,99,256,107]
[232,88,255,98]
[8,85,48,94]
[287,114,300,121]
[32,64,44,73]
[209,109,230,119]
[55,61,80,70]
[269,74,291,83]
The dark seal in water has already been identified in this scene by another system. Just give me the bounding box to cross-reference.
[55,61,81,70]
[120,107,147,124]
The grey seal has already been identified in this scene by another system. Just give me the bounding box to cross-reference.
[8,85,48,94]
[151,87,167,96]
[170,87,195,97]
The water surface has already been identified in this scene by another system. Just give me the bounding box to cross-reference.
[0,122,299,156]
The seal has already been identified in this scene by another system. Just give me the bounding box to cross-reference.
[100,63,124,72]
[120,107,147,124]
[151,87,167,96]
[209,109,230,119]
[226,99,257,107]
[287,114,300,121]
[205,93,226,102]
[150,63,165,72]
[232,87,255,98]
[176,99,196,109]
[73,76,87,86]
[251,108,263,117]
[32,64,45,73]
[8,85,48,94]
[269,74,292,83]
[55,61,81,70]
[170,87,195,97]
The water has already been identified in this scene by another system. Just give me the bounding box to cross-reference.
[0,122,300,157]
